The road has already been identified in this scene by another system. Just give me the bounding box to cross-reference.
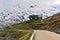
[34,30,60,40]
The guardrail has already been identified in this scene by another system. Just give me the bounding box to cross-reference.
[29,32,34,40]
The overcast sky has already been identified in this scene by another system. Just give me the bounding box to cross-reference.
[0,0,60,9]
[0,0,60,26]
[0,0,60,16]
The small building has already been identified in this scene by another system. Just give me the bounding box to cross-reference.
[29,15,42,20]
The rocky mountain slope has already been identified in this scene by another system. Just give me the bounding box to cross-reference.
[7,13,60,31]
[0,5,59,28]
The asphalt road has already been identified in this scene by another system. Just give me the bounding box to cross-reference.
[34,30,60,40]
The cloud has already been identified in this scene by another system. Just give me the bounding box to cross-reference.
[0,0,60,13]
[54,0,60,4]
[0,0,58,9]
[0,0,59,24]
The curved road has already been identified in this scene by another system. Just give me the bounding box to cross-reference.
[34,30,60,40]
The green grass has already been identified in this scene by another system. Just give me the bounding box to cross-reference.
[0,30,32,40]
[7,19,45,30]
[25,32,32,40]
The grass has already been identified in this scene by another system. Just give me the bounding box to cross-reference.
[0,30,32,40]
[7,19,45,30]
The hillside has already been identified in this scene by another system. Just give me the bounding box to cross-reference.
[7,13,60,31]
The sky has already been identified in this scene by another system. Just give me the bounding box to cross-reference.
[0,0,60,25]
[0,0,60,9]
[0,0,60,15]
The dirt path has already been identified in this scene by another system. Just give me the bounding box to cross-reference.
[34,30,60,40]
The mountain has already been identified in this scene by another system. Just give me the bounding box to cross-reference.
[0,4,59,28]
[7,13,60,31]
